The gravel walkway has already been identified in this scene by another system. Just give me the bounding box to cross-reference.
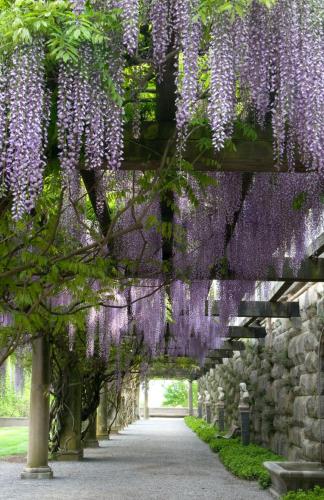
[0,418,272,500]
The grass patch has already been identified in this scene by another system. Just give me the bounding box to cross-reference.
[184,416,282,489]
[283,487,324,499]
[0,427,29,457]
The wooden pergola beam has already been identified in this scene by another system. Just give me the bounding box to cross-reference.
[122,123,308,173]
[207,350,234,359]
[127,257,323,281]
[149,369,196,380]
[207,300,300,318]
[211,340,246,351]
[228,326,267,338]
[209,257,324,282]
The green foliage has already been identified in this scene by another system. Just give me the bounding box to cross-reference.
[0,360,31,417]
[218,441,282,489]
[162,381,198,408]
[184,416,218,443]
[198,0,277,23]
[292,192,307,211]
[185,416,283,489]
[0,426,29,457]
[163,381,188,407]
[283,487,324,500]
[0,0,121,63]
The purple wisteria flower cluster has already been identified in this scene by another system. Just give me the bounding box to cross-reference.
[72,0,86,15]
[1,41,48,220]
[208,0,323,170]
[57,43,124,197]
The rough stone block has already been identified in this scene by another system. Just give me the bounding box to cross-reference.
[273,415,289,433]
[299,373,318,396]
[270,433,289,457]
[293,396,309,425]
[272,335,289,355]
[257,374,269,393]
[260,359,271,374]
[317,298,324,317]
[272,380,285,403]
[288,427,303,448]
[304,417,321,443]
[300,286,321,313]
[306,396,320,419]
[305,352,318,374]
[288,334,307,364]
[271,364,286,380]
[288,445,304,461]
[290,365,305,387]
[277,388,293,416]
[302,438,321,462]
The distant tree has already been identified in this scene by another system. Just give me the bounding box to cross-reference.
[162,380,198,408]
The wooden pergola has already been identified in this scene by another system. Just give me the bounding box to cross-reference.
[80,54,324,370]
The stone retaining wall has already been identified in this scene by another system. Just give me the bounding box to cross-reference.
[199,283,324,461]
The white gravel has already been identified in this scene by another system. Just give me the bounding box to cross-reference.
[0,418,272,500]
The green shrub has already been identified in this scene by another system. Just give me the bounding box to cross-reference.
[185,416,283,489]
[219,442,281,488]
[283,487,324,499]
[184,416,218,443]
[209,436,239,453]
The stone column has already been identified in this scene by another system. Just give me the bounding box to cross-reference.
[216,401,225,432]
[84,413,99,448]
[198,400,202,418]
[188,380,193,416]
[133,383,140,420]
[107,389,120,435]
[144,378,149,420]
[21,335,53,479]
[239,382,250,446]
[205,402,211,424]
[55,356,83,461]
[97,385,108,439]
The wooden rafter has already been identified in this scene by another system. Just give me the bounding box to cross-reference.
[207,300,300,318]
[228,326,266,338]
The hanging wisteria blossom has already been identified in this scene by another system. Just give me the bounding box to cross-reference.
[150,0,171,72]
[3,41,48,219]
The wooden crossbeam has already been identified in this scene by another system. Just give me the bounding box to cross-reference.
[209,257,324,282]
[123,123,307,173]
[207,350,234,359]
[128,257,323,281]
[228,326,266,338]
[207,300,300,318]
[150,369,195,380]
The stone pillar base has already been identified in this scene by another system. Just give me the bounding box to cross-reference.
[239,405,250,446]
[83,439,99,448]
[54,449,84,461]
[205,404,211,424]
[21,466,53,479]
[216,403,225,432]
[97,434,109,440]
